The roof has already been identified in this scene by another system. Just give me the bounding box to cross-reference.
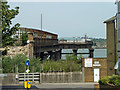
[104,16,116,23]
[20,27,58,36]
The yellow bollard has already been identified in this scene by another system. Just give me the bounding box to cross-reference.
[27,81,31,89]
[24,81,28,89]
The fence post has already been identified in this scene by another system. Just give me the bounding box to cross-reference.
[57,72,59,83]
[82,67,84,82]
[40,72,42,83]
[71,72,73,83]
[32,73,34,82]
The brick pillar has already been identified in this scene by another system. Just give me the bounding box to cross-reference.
[28,32,34,59]
[89,48,94,58]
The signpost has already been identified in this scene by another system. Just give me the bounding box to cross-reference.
[85,58,92,67]
[24,40,31,89]
[26,60,30,67]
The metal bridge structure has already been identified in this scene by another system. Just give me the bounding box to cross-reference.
[32,36,94,60]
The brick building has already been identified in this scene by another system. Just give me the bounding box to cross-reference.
[82,16,118,82]
[20,27,58,39]
[104,16,117,76]
[82,58,107,82]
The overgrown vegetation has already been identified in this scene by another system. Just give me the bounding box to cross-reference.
[2,54,82,73]
[99,75,120,86]
[41,60,81,72]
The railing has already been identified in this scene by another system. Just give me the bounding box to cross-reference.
[18,73,40,84]
[58,41,93,45]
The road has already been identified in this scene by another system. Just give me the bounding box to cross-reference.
[36,83,95,90]
[1,83,96,90]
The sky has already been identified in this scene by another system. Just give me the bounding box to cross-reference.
[8,2,117,38]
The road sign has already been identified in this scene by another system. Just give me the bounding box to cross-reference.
[26,69,30,73]
[26,60,30,66]
[85,58,92,67]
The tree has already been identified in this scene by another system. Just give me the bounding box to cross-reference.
[2,56,14,73]
[1,2,20,47]
[21,32,28,46]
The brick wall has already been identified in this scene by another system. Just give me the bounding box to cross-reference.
[106,22,117,76]
[82,58,107,82]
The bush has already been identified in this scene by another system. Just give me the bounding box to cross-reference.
[2,54,82,73]
[12,54,27,73]
[29,57,41,72]
[98,76,111,85]
[99,75,120,86]
[41,60,81,72]
[2,54,27,73]
[2,56,14,73]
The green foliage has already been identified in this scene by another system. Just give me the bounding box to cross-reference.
[2,56,14,73]
[12,54,26,73]
[66,54,77,61]
[21,32,28,46]
[92,38,106,46]
[109,75,120,86]
[42,60,81,72]
[2,49,7,55]
[2,54,26,73]
[29,57,41,72]
[2,53,82,73]
[99,76,111,85]
[99,75,120,86]
[66,54,82,63]
[2,54,41,73]
[1,2,20,47]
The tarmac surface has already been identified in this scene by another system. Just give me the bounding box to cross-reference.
[1,83,96,90]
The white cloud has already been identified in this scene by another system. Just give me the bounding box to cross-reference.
[7,0,115,2]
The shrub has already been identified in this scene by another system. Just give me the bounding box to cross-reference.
[109,75,120,86]
[98,76,111,85]
[41,60,81,72]
[99,75,120,86]
[12,54,27,73]
[2,54,82,73]
[2,56,14,73]
[30,57,41,72]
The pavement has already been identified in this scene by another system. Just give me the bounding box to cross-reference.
[1,83,97,90]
